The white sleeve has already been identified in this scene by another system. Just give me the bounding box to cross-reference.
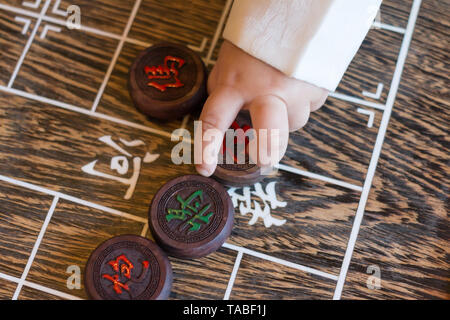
[223,0,382,92]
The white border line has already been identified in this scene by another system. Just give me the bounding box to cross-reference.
[91,0,142,112]
[333,0,422,300]
[224,251,243,300]
[7,0,50,88]
[12,195,59,299]
[223,243,338,281]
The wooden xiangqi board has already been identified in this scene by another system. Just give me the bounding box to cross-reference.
[0,0,448,300]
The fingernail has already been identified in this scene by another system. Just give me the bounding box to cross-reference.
[197,167,212,177]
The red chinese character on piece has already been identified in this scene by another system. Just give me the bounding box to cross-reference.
[102,274,130,294]
[102,254,150,295]
[222,121,252,162]
[107,254,134,279]
[145,56,185,92]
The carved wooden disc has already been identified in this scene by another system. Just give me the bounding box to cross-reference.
[84,235,172,300]
[149,175,234,259]
[128,42,207,120]
[212,110,263,187]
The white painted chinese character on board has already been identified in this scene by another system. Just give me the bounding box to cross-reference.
[82,135,159,199]
[228,181,287,228]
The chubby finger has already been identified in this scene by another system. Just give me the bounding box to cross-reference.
[195,85,244,177]
[310,90,328,112]
[287,103,310,132]
[248,95,289,170]
[207,66,217,95]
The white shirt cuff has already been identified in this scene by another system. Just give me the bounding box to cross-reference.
[223,0,382,92]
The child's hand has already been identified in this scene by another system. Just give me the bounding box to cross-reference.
[195,40,328,177]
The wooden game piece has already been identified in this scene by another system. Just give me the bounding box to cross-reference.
[149,175,234,259]
[84,235,172,300]
[128,42,207,120]
[212,110,263,187]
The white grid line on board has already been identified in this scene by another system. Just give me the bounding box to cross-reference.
[0,85,174,139]
[0,173,147,224]
[0,173,339,291]
[276,164,363,192]
[22,0,42,10]
[223,243,339,281]
[0,271,82,300]
[12,196,59,299]
[223,250,243,300]
[7,0,51,88]
[90,0,142,112]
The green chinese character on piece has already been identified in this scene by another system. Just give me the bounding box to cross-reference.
[166,190,214,232]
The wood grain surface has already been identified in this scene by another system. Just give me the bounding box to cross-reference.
[0,92,195,218]
[169,248,237,300]
[0,0,447,300]
[341,0,450,300]
[52,0,136,35]
[0,278,17,299]
[18,285,63,300]
[337,28,403,104]
[0,182,53,278]
[284,98,383,187]
[142,226,239,300]
[127,0,226,51]
[13,25,118,109]
[0,9,36,86]
[228,171,360,275]
[25,199,145,299]
[380,0,413,28]
[230,255,337,300]
[6,0,45,11]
